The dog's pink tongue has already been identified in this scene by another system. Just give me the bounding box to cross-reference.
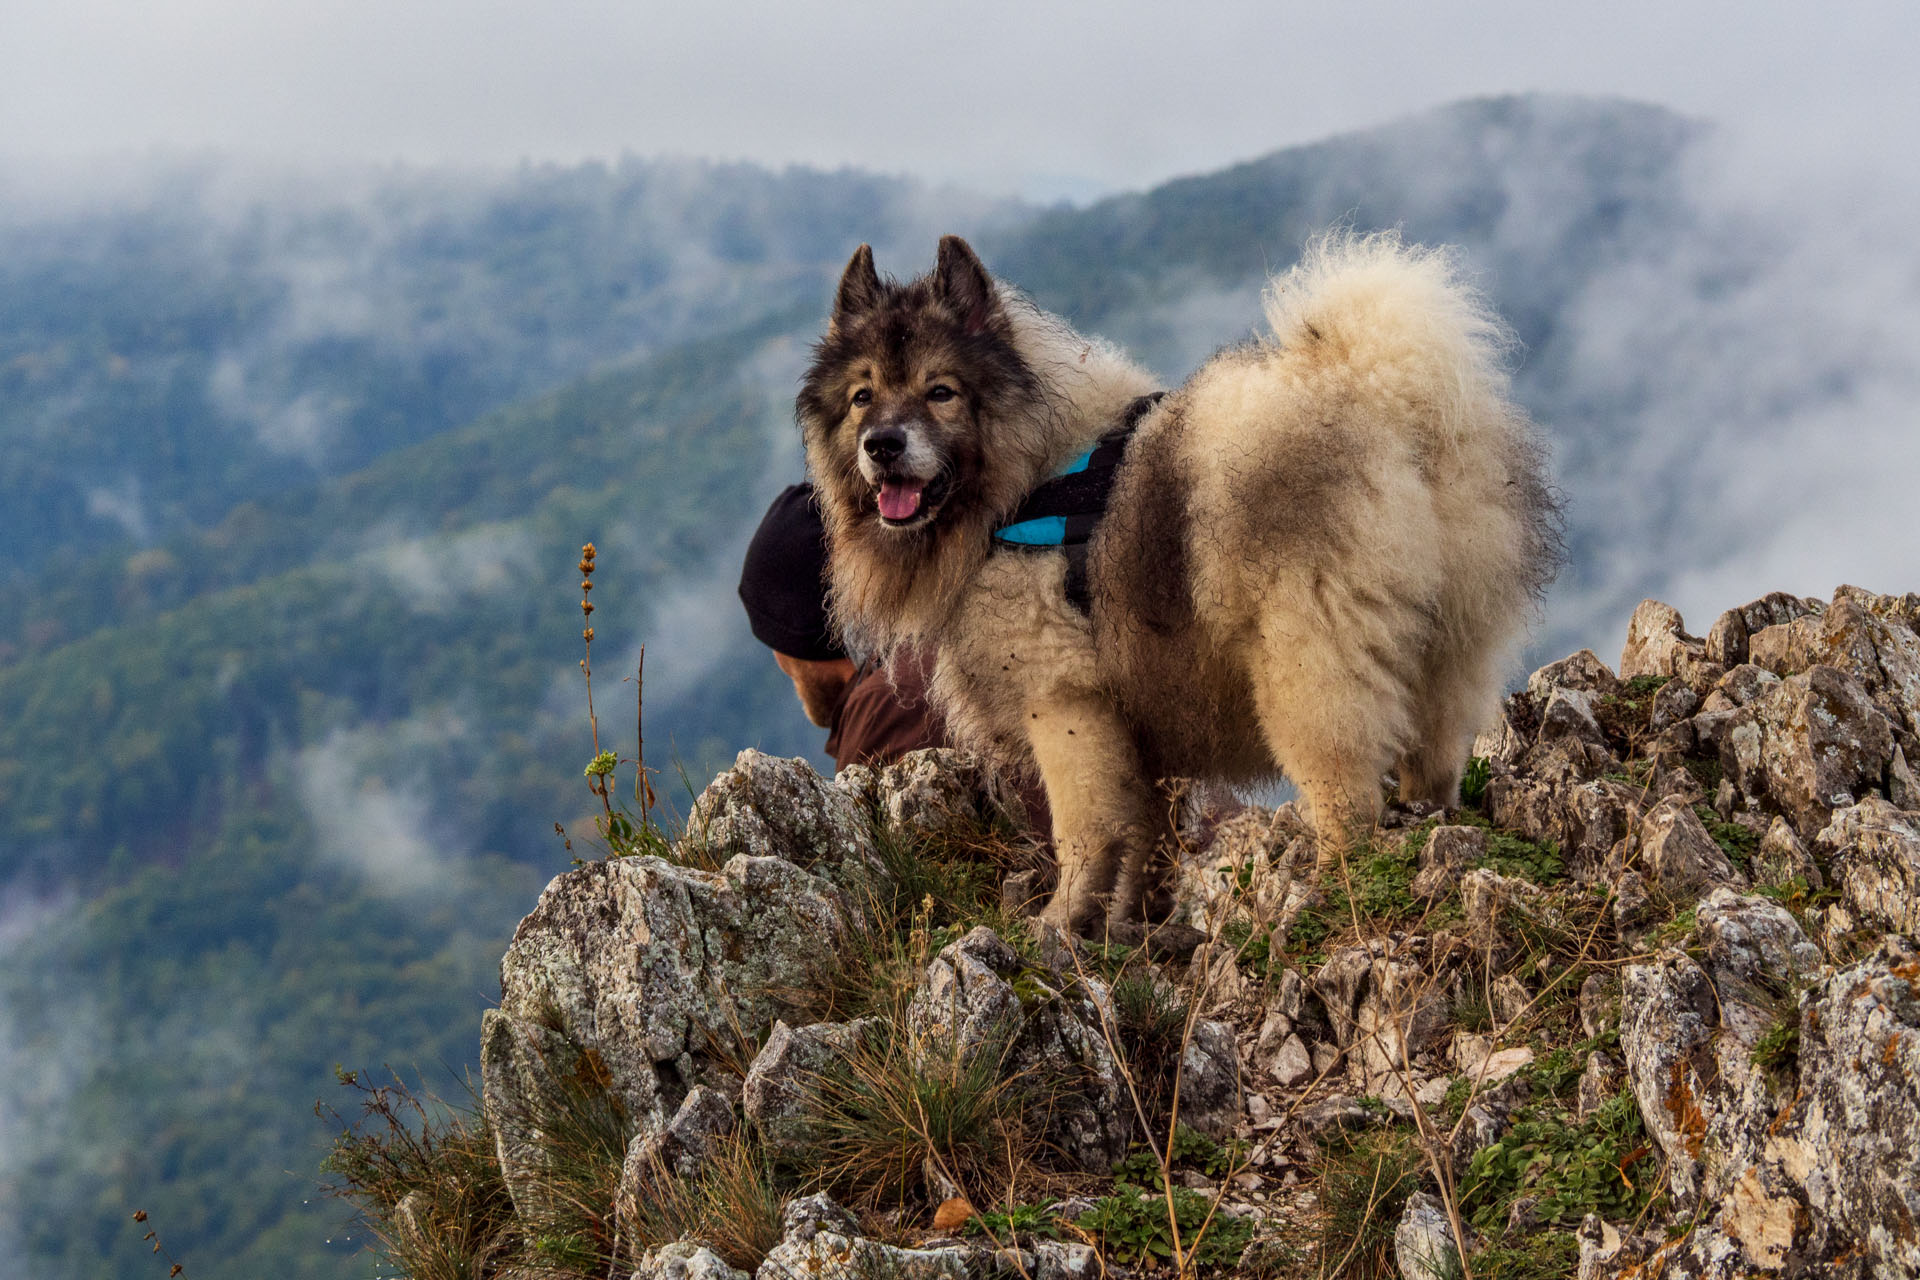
[878,481,924,521]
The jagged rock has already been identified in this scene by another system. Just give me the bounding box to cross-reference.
[1453,1033,1533,1083]
[624,1084,735,1187]
[690,748,876,878]
[1651,678,1701,729]
[1621,891,1822,1207]
[1576,1050,1622,1119]
[1472,692,1536,766]
[1621,600,1706,681]
[634,1241,753,1280]
[1579,971,1620,1039]
[741,1018,883,1147]
[1171,804,1310,932]
[906,927,1131,1170]
[1178,1019,1243,1136]
[1748,591,1920,739]
[1269,1033,1313,1088]
[1460,868,1556,962]
[1297,1094,1384,1137]
[482,844,851,1219]
[1393,1191,1459,1280]
[1030,1241,1098,1279]
[1489,776,1642,878]
[1717,664,1895,835]
[1816,798,1920,936]
[1311,938,1454,1095]
[1577,1214,1659,1280]
[834,747,1025,843]
[1411,825,1487,899]
[1787,937,1920,1277]
[1638,796,1740,893]
[1490,973,1531,1025]
[1529,649,1622,699]
[756,1193,970,1280]
[1753,816,1823,889]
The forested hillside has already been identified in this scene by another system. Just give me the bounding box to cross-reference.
[6,93,1905,1278]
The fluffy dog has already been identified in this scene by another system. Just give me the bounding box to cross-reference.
[798,232,1560,932]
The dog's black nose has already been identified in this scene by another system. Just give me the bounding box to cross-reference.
[863,427,906,464]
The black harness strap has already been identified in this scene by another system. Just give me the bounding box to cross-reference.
[992,391,1165,613]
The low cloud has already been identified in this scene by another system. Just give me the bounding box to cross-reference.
[295,723,469,896]
[366,523,538,614]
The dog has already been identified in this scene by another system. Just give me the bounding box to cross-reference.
[797,232,1560,933]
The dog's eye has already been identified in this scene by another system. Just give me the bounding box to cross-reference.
[851,388,872,408]
[927,385,956,403]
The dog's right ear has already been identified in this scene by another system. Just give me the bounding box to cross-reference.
[833,244,882,326]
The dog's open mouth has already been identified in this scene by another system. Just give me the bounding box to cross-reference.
[876,472,949,526]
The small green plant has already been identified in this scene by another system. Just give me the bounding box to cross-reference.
[1693,805,1760,871]
[964,1199,1063,1241]
[1752,1011,1802,1084]
[1075,1183,1253,1272]
[1111,1125,1245,1189]
[1458,1089,1654,1233]
[1460,755,1493,809]
[1476,831,1565,884]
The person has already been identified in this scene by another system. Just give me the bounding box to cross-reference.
[738,484,946,772]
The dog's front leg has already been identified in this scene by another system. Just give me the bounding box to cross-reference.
[1026,691,1151,935]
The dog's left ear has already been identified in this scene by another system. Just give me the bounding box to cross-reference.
[833,244,882,327]
[935,235,996,334]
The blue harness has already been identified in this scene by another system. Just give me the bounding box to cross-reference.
[991,392,1164,613]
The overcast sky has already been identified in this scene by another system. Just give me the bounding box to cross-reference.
[3,0,1914,199]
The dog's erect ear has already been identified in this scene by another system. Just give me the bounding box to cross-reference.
[833,244,882,324]
[934,235,996,334]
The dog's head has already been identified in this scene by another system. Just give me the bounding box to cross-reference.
[797,236,1038,538]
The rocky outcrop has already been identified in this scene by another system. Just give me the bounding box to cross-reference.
[906,926,1133,1169]
[481,849,851,1217]
[457,586,1920,1280]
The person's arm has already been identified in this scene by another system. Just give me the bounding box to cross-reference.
[773,651,856,727]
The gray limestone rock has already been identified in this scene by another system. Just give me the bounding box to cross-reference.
[834,747,1027,844]
[1651,678,1702,730]
[481,829,852,1219]
[1752,816,1824,890]
[1311,938,1453,1095]
[1529,648,1622,700]
[755,1193,971,1280]
[1718,664,1895,837]
[906,927,1131,1170]
[1638,796,1740,893]
[634,1242,753,1280]
[1816,798,1920,936]
[1620,600,1706,681]
[690,748,877,880]
[1411,824,1488,899]
[1177,1018,1243,1137]
[624,1083,735,1187]
[1393,1191,1460,1280]
[741,1018,884,1147]
[1576,1050,1622,1119]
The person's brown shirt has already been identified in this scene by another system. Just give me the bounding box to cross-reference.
[824,650,945,771]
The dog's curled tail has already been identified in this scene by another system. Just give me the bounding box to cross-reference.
[1262,229,1520,453]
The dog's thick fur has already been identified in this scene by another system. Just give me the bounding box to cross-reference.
[798,232,1560,932]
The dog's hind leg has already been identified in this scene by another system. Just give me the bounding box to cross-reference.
[1244,633,1406,876]
[1025,691,1153,935]
[1397,618,1509,808]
